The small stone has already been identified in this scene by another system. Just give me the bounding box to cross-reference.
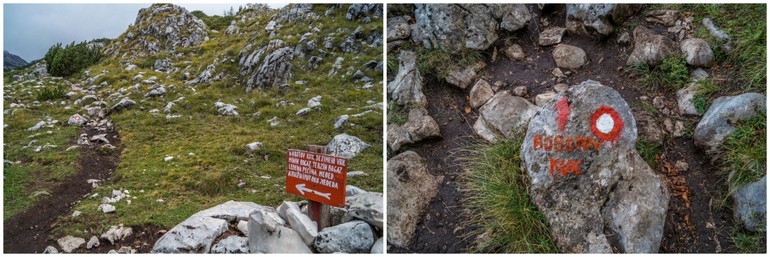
[72,211,82,217]
[296,108,310,116]
[535,92,558,107]
[674,161,689,172]
[347,171,368,177]
[87,236,100,249]
[333,115,349,129]
[554,83,569,93]
[245,142,263,151]
[513,86,528,97]
[43,246,58,254]
[503,44,526,61]
[99,204,116,213]
[164,156,173,162]
[539,27,567,46]
[57,235,86,253]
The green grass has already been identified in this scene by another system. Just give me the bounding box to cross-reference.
[693,95,710,115]
[35,85,67,101]
[387,101,408,126]
[636,139,662,170]
[460,137,557,253]
[723,115,765,190]
[416,47,483,79]
[628,55,689,91]
[655,4,766,92]
[732,231,766,253]
[3,83,82,219]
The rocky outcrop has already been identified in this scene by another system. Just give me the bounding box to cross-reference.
[521,80,669,253]
[107,4,207,55]
[387,151,443,247]
[566,4,641,36]
[694,93,766,152]
[413,4,531,53]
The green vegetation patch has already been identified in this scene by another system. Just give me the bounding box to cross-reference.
[628,55,689,91]
[636,139,662,170]
[44,41,103,77]
[461,137,557,253]
[723,114,766,190]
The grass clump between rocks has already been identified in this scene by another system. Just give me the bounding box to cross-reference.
[636,139,662,170]
[723,114,765,190]
[461,137,557,253]
[416,47,483,79]
[629,55,689,91]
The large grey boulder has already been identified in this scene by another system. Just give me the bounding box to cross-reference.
[388,51,427,107]
[680,38,714,67]
[57,236,85,253]
[413,4,530,53]
[387,151,443,247]
[248,209,311,253]
[314,221,375,253]
[627,26,677,66]
[566,4,641,36]
[152,216,229,253]
[731,176,767,232]
[285,207,318,246]
[473,90,539,143]
[553,44,588,70]
[694,93,766,152]
[387,107,441,151]
[210,236,249,253]
[521,80,669,253]
[346,192,384,230]
[327,134,370,158]
[247,47,294,91]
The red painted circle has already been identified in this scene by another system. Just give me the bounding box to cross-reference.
[590,106,624,142]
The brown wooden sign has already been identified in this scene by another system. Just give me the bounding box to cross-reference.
[286,149,348,207]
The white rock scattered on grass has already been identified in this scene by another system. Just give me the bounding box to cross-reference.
[245,142,263,151]
[27,121,45,131]
[314,220,375,253]
[86,236,100,249]
[99,204,116,213]
[57,235,86,253]
[65,145,80,151]
[164,156,174,162]
[308,95,322,108]
[296,108,311,116]
[72,211,82,217]
[333,115,349,129]
[347,171,367,177]
[43,245,59,254]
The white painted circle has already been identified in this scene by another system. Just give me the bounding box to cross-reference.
[596,113,614,134]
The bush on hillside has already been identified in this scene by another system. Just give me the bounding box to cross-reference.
[43,41,103,77]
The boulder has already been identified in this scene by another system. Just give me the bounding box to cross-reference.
[387,151,443,247]
[731,176,767,232]
[327,134,370,158]
[248,209,311,253]
[145,85,167,98]
[190,201,270,223]
[87,236,100,249]
[285,207,318,246]
[99,204,116,213]
[346,192,384,230]
[387,107,441,151]
[503,44,526,61]
[314,220,375,253]
[151,216,228,253]
[521,80,669,253]
[470,79,494,109]
[371,237,384,253]
[307,95,322,108]
[277,201,301,221]
[214,102,239,116]
[626,26,677,66]
[387,15,411,41]
[566,4,641,36]
[445,62,485,89]
[680,38,714,67]
[473,90,539,142]
[110,97,135,113]
[388,51,427,107]
[694,93,766,152]
[57,236,85,253]
[553,44,588,69]
[210,236,249,253]
[68,114,86,126]
[539,27,567,46]
[245,142,263,152]
[247,47,294,91]
[334,115,349,129]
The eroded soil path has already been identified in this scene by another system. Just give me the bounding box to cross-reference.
[4,126,122,253]
[391,4,741,253]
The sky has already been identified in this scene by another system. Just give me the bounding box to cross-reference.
[3,3,286,62]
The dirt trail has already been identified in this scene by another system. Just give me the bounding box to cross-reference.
[391,4,741,253]
[3,126,122,253]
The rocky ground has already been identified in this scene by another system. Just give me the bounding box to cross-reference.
[387,4,765,253]
[4,3,383,253]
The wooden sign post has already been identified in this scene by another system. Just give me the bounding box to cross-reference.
[285,145,348,230]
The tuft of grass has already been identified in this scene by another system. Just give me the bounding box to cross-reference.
[629,55,689,91]
[732,231,767,253]
[636,139,662,170]
[387,101,408,126]
[35,85,67,101]
[723,114,765,190]
[693,94,710,115]
[416,47,483,79]
[460,137,557,253]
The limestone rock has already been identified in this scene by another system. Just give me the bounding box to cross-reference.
[214,102,239,116]
[87,236,100,249]
[285,207,318,246]
[210,236,249,253]
[503,44,526,61]
[387,107,441,152]
[68,114,86,126]
[371,237,384,253]
[110,98,135,113]
[387,151,443,247]
[694,93,766,152]
[57,236,85,253]
[387,15,411,41]
[346,192,384,229]
[539,27,567,46]
[680,38,714,67]
[43,246,58,254]
[626,26,677,66]
[645,10,679,26]
[152,216,228,253]
[731,176,767,232]
[521,80,669,253]
[470,79,494,109]
[314,220,375,253]
[387,51,427,107]
[327,134,370,158]
[535,92,558,107]
[446,62,485,89]
[474,91,539,142]
[553,44,588,69]
[100,224,133,245]
[566,4,641,36]
[248,209,311,253]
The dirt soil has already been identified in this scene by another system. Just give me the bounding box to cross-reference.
[389,4,751,253]
[3,125,124,253]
